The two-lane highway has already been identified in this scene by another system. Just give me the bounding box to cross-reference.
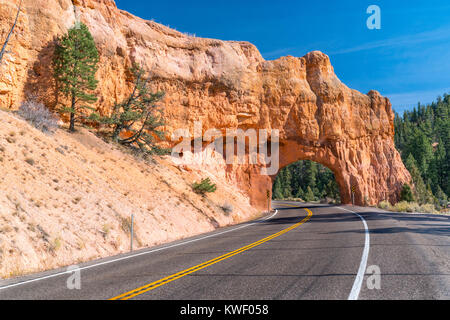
[0,202,448,299]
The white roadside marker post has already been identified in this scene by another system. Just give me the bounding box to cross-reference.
[130,214,134,252]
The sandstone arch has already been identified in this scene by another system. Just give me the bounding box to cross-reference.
[0,0,412,210]
[161,52,411,209]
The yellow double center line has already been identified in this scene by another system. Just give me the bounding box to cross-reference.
[110,206,312,300]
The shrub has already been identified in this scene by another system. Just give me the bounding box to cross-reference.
[378,200,392,210]
[405,202,421,213]
[24,158,35,166]
[221,202,233,215]
[419,203,437,214]
[385,201,438,214]
[192,178,217,195]
[393,201,409,212]
[400,184,415,202]
[120,216,132,233]
[18,100,59,133]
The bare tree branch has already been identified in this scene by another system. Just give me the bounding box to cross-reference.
[0,0,22,65]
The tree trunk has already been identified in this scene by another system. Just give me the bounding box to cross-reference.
[69,94,76,132]
[112,124,121,141]
[0,0,22,65]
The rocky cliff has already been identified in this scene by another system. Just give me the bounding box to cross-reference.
[0,0,412,208]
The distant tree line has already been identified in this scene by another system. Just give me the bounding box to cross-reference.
[272,94,449,209]
[272,160,340,202]
[394,94,449,207]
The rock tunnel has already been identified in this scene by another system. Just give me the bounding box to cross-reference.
[0,0,412,211]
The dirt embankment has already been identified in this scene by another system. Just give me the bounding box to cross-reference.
[0,110,259,278]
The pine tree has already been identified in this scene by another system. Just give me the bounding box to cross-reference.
[303,161,317,188]
[295,187,305,199]
[405,154,428,204]
[272,160,340,202]
[272,178,284,200]
[304,186,315,202]
[53,22,99,132]
[325,179,340,200]
[400,184,414,202]
[435,186,448,207]
[280,168,292,198]
[394,93,449,206]
[289,162,302,196]
[404,128,433,175]
[92,64,168,155]
[434,138,447,187]
[192,178,217,195]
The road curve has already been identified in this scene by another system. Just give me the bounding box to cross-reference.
[0,202,448,300]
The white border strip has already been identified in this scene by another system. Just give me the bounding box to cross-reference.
[337,207,370,300]
[0,210,278,291]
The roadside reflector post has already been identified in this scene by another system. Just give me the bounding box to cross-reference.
[351,185,356,206]
[130,214,134,252]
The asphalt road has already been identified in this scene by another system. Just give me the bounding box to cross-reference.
[0,202,448,300]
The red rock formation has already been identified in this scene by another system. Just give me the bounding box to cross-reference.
[0,0,412,209]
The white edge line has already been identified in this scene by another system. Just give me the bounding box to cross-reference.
[0,210,278,291]
[337,206,370,300]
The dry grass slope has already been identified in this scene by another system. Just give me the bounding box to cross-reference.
[0,110,259,278]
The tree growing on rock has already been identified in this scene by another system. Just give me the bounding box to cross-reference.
[92,64,168,155]
[192,178,217,196]
[53,22,99,132]
[0,0,22,66]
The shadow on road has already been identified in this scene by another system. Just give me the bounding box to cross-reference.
[327,208,449,238]
[269,202,450,239]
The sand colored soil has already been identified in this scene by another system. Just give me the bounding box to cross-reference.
[0,110,259,278]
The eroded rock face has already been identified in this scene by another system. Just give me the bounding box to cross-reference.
[0,0,412,209]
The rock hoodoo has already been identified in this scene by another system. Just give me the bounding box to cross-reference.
[0,0,411,209]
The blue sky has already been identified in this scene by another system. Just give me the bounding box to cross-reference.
[115,0,450,113]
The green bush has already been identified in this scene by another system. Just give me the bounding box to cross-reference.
[192,178,217,195]
[400,184,415,202]
[378,200,392,210]
[220,202,233,215]
[393,201,410,212]
[391,201,437,213]
[418,203,437,214]
[406,202,421,213]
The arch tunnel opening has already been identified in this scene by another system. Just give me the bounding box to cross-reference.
[272,160,341,204]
